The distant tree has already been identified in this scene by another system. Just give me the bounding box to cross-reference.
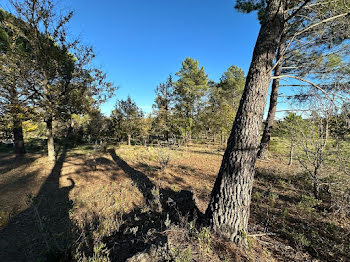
[286,110,330,199]
[57,52,114,142]
[197,66,245,146]
[208,66,245,144]
[111,97,144,146]
[139,114,152,146]
[152,75,174,141]
[329,103,350,140]
[197,80,220,143]
[217,65,245,109]
[85,109,112,143]
[279,113,303,165]
[174,57,209,142]
[284,97,349,199]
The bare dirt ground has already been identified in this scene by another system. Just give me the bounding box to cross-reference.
[0,144,349,261]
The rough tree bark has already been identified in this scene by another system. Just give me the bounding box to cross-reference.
[46,116,55,162]
[257,38,286,159]
[13,118,25,156]
[205,0,285,245]
[42,75,56,161]
[313,171,320,199]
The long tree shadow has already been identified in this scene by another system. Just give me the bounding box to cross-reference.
[106,149,201,261]
[0,154,38,174]
[0,147,75,262]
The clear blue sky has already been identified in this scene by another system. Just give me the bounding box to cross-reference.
[65,0,263,115]
[1,0,291,117]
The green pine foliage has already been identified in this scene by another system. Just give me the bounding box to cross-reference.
[111,96,146,144]
[173,57,209,140]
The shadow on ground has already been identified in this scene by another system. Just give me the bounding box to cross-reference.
[104,149,201,261]
[0,147,201,262]
[0,154,38,174]
[0,147,75,261]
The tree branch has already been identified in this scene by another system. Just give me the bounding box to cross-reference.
[283,12,350,58]
[285,0,313,22]
[272,75,331,99]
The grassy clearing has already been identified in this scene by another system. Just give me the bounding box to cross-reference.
[0,141,349,261]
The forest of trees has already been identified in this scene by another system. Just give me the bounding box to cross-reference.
[0,0,349,261]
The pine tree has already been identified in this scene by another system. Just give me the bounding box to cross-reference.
[174,57,209,142]
[206,0,350,244]
[111,97,144,146]
[201,66,245,145]
[205,0,285,245]
[152,75,174,141]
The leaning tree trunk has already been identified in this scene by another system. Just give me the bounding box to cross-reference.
[257,38,285,159]
[205,0,284,245]
[46,116,56,162]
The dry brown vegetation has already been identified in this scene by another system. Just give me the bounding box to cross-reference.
[0,143,349,261]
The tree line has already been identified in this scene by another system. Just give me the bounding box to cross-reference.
[25,57,244,148]
[110,58,245,147]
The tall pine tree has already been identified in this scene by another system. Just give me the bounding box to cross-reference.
[174,57,209,141]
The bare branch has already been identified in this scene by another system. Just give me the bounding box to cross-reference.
[272,75,331,98]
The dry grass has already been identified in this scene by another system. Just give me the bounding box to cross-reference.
[0,143,349,261]
[115,145,221,212]
[0,154,51,222]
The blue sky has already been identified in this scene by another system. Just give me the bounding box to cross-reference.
[65,0,262,115]
[1,0,292,117]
